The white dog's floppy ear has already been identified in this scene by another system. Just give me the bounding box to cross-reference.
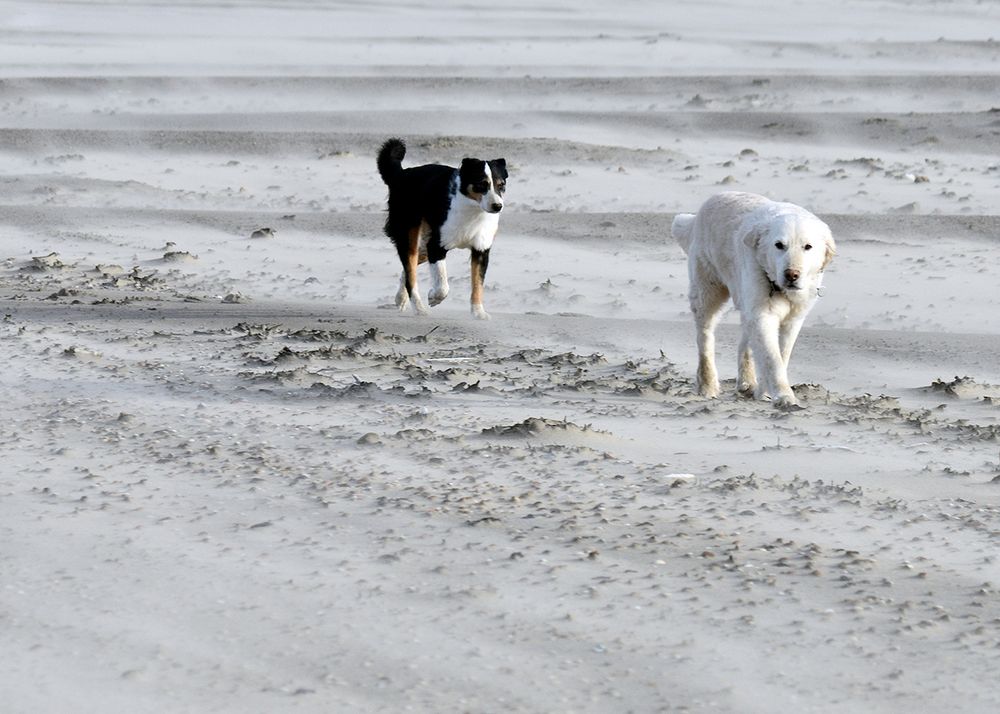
[822,233,837,271]
[742,224,764,249]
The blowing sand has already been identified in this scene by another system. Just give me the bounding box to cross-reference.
[2,1,1000,712]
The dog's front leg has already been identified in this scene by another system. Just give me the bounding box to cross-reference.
[748,313,797,408]
[778,315,805,368]
[469,248,491,320]
[426,230,450,306]
[427,260,449,306]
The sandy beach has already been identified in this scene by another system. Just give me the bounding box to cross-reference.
[2,1,1000,712]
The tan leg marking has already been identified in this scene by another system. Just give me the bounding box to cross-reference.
[405,226,428,315]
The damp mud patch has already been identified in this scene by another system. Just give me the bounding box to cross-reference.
[923,376,1000,401]
[480,417,614,445]
[25,252,71,272]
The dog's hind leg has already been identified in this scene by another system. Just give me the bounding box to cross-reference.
[391,231,410,311]
[690,280,728,399]
[394,270,409,310]
[737,332,756,397]
[395,226,428,315]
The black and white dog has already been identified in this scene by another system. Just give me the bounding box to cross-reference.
[377,137,507,320]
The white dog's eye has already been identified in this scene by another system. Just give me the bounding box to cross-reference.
[774,241,786,250]
[804,244,813,251]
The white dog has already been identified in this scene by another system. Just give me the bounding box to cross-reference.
[671,192,836,409]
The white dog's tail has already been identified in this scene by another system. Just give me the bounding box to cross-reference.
[671,213,696,254]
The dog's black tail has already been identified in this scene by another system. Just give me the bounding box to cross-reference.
[377,138,406,186]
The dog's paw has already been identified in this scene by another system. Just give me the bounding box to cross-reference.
[395,288,409,310]
[697,382,720,399]
[471,304,491,321]
[413,299,430,316]
[427,287,449,306]
[772,395,803,411]
[737,382,757,398]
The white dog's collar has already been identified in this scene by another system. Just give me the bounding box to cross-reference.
[767,274,823,299]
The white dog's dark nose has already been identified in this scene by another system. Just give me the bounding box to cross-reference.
[784,268,800,284]
[490,203,503,213]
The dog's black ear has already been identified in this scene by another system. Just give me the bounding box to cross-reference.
[490,158,508,179]
[460,157,483,182]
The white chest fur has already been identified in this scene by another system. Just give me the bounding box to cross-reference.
[439,195,499,253]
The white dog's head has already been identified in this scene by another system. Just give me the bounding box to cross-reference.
[743,210,835,296]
